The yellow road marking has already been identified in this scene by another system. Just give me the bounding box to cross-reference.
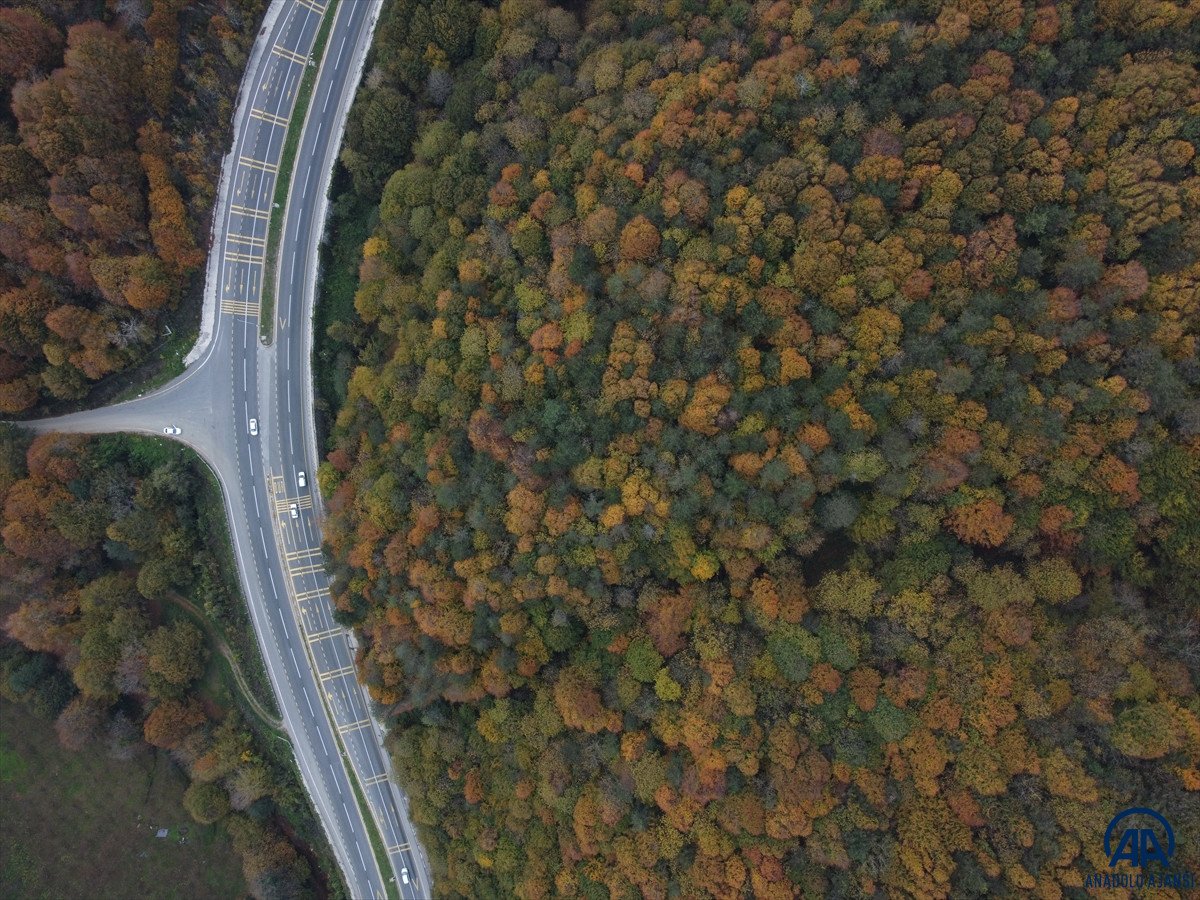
[362,773,390,787]
[285,546,323,562]
[320,665,356,683]
[295,588,326,602]
[274,494,313,514]
[248,106,289,127]
[386,843,410,855]
[289,562,326,578]
[228,233,267,248]
[239,155,278,174]
[220,299,259,318]
[225,252,265,266]
[296,0,326,14]
[306,626,342,643]
[337,718,373,735]
[271,43,310,66]
[230,203,270,220]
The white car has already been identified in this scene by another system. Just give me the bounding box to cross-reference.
[249,417,258,436]
[162,426,181,435]
[297,470,307,489]
[400,868,409,885]
[289,502,298,520]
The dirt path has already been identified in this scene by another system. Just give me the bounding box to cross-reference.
[166,594,285,733]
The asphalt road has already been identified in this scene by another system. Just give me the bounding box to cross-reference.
[17,2,431,897]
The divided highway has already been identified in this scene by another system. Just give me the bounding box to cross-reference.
[18,1,432,897]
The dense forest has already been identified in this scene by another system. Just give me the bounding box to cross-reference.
[0,425,330,899]
[0,0,265,413]
[316,0,1200,896]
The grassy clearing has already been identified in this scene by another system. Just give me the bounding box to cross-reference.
[260,0,338,342]
[0,699,245,900]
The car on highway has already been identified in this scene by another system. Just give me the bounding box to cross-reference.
[401,868,410,885]
[289,502,298,520]
[249,417,258,436]
[297,470,307,488]
[162,426,181,435]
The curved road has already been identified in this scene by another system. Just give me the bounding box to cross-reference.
[18,2,431,897]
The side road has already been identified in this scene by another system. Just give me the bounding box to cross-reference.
[11,2,426,898]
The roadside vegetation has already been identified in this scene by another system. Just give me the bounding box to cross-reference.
[0,0,267,415]
[0,425,344,899]
[318,0,1200,896]
[0,697,245,899]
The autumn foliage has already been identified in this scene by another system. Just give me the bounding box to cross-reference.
[317,0,1199,897]
[0,1,266,412]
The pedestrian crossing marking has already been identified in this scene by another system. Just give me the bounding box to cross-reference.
[239,155,278,174]
[220,299,259,318]
[271,44,310,66]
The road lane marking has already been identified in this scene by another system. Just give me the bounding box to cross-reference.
[335,35,347,69]
[289,646,301,673]
[356,840,367,869]
[303,686,316,716]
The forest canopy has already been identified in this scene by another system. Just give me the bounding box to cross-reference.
[0,0,265,413]
[0,425,325,899]
[315,0,1200,896]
